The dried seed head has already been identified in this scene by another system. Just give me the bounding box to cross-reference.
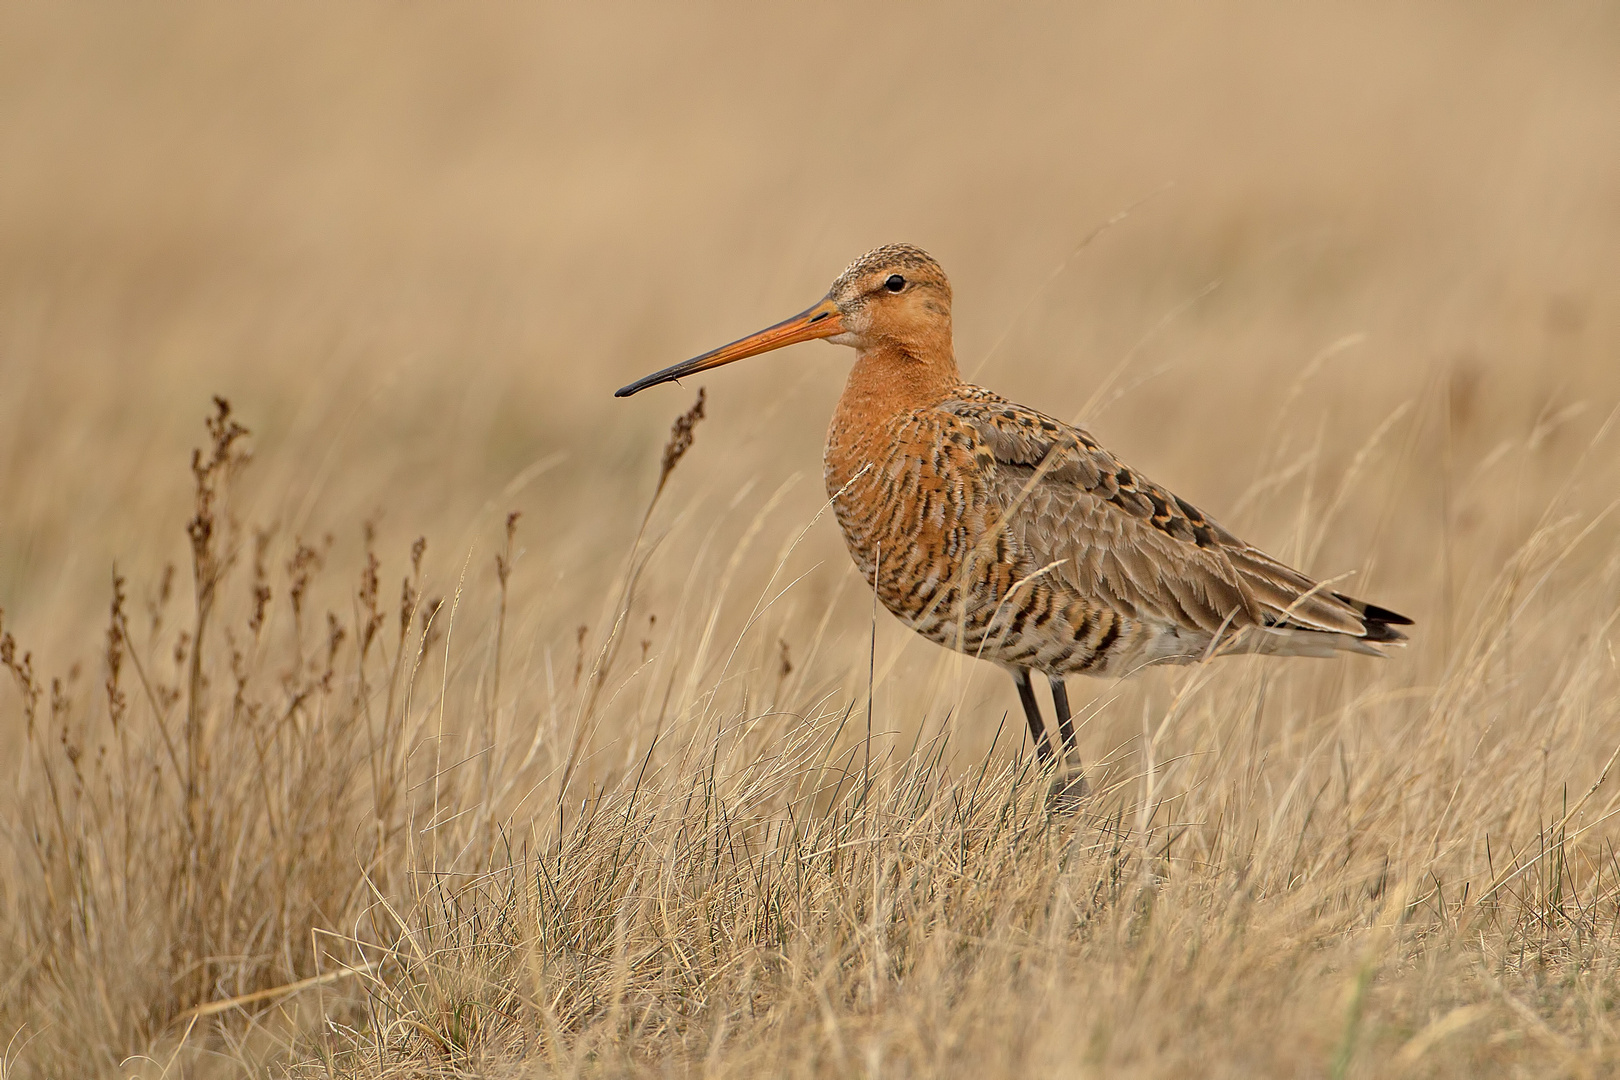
[106,570,127,729]
[656,388,706,496]
[188,397,252,594]
[247,530,273,636]
[323,612,347,691]
[1,615,41,735]
[417,597,445,658]
[573,624,589,688]
[358,524,383,658]
[496,511,521,589]
[149,562,177,638]
[250,583,272,637]
[287,539,323,620]
[51,677,70,723]
[399,576,417,640]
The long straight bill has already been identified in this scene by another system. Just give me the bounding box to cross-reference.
[615,296,844,398]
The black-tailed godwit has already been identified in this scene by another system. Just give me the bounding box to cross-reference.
[617,244,1411,802]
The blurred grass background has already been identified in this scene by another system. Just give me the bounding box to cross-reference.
[2,3,1619,1076]
[3,2,1615,641]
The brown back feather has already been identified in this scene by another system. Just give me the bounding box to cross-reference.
[940,388,1393,640]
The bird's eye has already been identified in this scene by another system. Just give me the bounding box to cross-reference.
[884,274,906,292]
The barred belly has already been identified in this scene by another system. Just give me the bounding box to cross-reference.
[824,417,1183,678]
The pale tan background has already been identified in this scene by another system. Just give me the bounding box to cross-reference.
[2,4,1615,663]
[2,6,1620,1074]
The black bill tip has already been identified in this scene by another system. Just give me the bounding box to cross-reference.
[614,370,679,398]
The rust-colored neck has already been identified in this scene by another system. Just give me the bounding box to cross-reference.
[826,339,962,494]
[835,340,962,429]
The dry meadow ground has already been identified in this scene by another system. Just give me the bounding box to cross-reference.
[3,4,1620,1077]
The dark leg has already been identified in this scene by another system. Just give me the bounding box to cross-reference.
[1013,668,1053,764]
[1050,676,1077,757]
[1047,674,1089,808]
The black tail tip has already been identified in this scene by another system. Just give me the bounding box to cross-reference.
[1331,592,1413,643]
[1332,593,1414,627]
[1359,602,1414,627]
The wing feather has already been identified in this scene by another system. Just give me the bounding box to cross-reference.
[940,389,1401,643]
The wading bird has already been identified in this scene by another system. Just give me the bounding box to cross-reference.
[616,245,1410,804]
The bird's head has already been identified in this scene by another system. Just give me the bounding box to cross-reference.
[615,244,953,398]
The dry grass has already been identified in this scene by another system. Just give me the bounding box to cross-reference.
[3,3,1620,1077]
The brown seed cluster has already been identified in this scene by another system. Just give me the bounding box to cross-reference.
[656,387,706,497]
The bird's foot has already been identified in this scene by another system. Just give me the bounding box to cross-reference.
[1045,764,1089,815]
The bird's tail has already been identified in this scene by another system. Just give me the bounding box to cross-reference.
[1225,591,1412,659]
[1330,592,1413,644]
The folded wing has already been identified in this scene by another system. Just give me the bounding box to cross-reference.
[940,389,1410,652]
